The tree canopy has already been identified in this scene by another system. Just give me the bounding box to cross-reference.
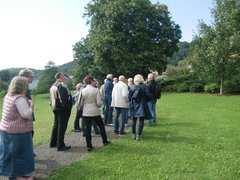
[189,0,240,95]
[37,61,58,93]
[73,0,181,82]
[169,42,190,65]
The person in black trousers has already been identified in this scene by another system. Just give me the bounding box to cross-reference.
[81,76,110,151]
[49,72,73,151]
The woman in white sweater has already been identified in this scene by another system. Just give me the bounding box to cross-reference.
[81,76,110,151]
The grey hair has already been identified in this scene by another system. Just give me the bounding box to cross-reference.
[106,74,113,79]
[19,68,34,78]
[8,76,28,96]
[118,75,125,81]
[76,83,83,90]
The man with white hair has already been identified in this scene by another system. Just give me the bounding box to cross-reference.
[104,74,114,125]
[111,75,129,135]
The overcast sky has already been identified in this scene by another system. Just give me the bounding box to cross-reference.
[0,0,214,70]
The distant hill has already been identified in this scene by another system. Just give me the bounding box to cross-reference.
[0,61,74,79]
[4,68,42,78]
[58,61,74,75]
[0,61,74,90]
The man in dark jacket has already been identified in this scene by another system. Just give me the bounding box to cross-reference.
[147,73,158,125]
[104,74,114,125]
[49,72,73,151]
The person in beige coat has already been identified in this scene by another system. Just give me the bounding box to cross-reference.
[81,76,110,151]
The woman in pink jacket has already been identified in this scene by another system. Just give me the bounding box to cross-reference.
[0,76,34,180]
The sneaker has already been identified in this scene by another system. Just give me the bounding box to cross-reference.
[136,135,141,141]
[132,134,136,140]
[108,123,114,126]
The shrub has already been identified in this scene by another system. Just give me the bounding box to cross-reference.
[176,83,189,92]
[0,81,8,92]
[224,80,240,94]
[163,84,178,92]
[190,83,204,92]
[204,83,219,93]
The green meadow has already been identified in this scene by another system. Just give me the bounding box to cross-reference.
[0,93,240,179]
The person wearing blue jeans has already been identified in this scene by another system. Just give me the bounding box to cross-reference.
[147,101,156,125]
[111,75,129,134]
[113,107,127,134]
[147,73,159,126]
[132,117,144,139]
[104,74,114,125]
[129,74,152,141]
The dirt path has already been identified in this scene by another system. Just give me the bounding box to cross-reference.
[1,125,127,180]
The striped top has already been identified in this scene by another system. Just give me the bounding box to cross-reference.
[0,94,33,133]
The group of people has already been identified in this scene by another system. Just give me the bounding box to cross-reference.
[0,70,160,180]
[72,73,160,141]
[49,73,111,152]
[99,73,160,140]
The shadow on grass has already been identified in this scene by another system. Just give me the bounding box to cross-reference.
[145,131,200,144]
[159,121,197,127]
[142,121,203,146]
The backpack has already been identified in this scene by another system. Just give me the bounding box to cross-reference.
[155,83,161,99]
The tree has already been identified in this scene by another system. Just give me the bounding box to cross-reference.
[190,0,240,95]
[73,36,104,84]
[37,61,58,93]
[73,0,181,80]
[0,70,11,82]
[169,41,191,65]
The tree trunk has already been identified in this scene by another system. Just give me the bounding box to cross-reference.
[220,72,224,95]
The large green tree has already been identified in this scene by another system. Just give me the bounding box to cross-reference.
[73,0,181,81]
[37,61,58,94]
[73,36,104,84]
[190,0,240,95]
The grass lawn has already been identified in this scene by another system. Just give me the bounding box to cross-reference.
[0,93,240,179]
[46,93,240,180]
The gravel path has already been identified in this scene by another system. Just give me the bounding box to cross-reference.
[0,125,127,180]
